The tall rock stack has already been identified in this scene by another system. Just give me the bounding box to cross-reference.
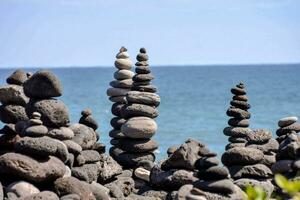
[107,47,134,165]
[110,48,160,169]
[272,117,300,179]
[222,82,275,197]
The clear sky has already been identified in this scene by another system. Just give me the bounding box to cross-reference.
[0,0,300,67]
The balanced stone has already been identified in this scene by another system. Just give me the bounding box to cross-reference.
[246,129,272,144]
[72,163,101,183]
[70,123,97,150]
[114,58,133,70]
[23,70,62,98]
[21,125,48,137]
[198,166,229,180]
[109,96,127,103]
[76,150,101,166]
[121,103,159,119]
[114,70,134,80]
[111,103,125,116]
[131,84,157,93]
[132,74,154,82]
[230,100,251,110]
[223,127,253,137]
[106,87,130,97]
[0,85,29,105]
[228,118,249,127]
[226,107,250,119]
[276,122,300,136]
[48,127,74,140]
[193,179,235,195]
[110,79,133,88]
[0,104,28,124]
[122,117,157,139]
[127,91,160,106]
[111,138,158,153]
[109,129,126,139]
[63,140,82,154]
[221,147,263,166]
[228,164,272,179]
[6,69,28,85]
[233,95,248,101]
[79,109,98,130]
[271,160,293,174]
[110,117,126,129]
[278,116,298,127]
[195,157,219,169]
[246,138,279,153]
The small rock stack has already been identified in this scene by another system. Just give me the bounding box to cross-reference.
[272,117,300,179]
[110,48,160,169]
[222,82,276,197]
[107,47,134,165]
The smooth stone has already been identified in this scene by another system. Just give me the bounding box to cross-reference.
[198,166,229,180]
[114,70,134,80]
[229,164,272,179]
[76,150,101,166]
[162,139,206,171]
[60,194,81,200]
[63,140,82,154]
[135,65,151,74]
[228,136,247,143]
[88,182,110,200]
[70,123,97,150]
[228,118,249,127]
[135,167,150,182]
[116,51,130,59]
[223,127,253,137]
[15,136,69,162]
[29,118,42,125]
[127,91,160,106]
[111,103,125,116]
[26,98,69,128]
[135,61,149,66]
[21,125,48,137]
[278,116,298,127]
[133,74,154,82]
[195,157,219,169]
[106,87,130,97]
[109,129,127,139]
[193,179,235,194]
[122,117,157,139]
[79,115,98,130]
[276,122,300,136]
[110,117,126,129]
[246,129,272,144]
[271,160,293,174]
[230,100,251,110]
[231,87,246,95]
[6,181,40,198]
[0,85,29,105]
[6,69,28,85]
[121,103,159,119]
[234,178,274,198]
[136,53,149,62]
[110,79,133,89]
[132,80,151,86]
[114,58,133,70]
[111,138,158,153]
[150,166,198,190]
[23,70,62,98]
[97,155,122,182]
[247,138,279,153]
[225,142,245,150]
[233,95,248,101]
[48,127,74,140]
[20,191,59,200]
[0,153,65,183]
[0,104,28,124]
[131,84,157,93]
[72,163,101,183]
[221,147,263,166]
[226,107,250,119]
[54,177,96,200]
[109,147,155,168]
[109,96,127,103]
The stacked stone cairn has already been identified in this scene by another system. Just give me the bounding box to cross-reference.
[107,47,134,166]
[272,117,300,180]
[222,82,278,197]
[110,47,160,169]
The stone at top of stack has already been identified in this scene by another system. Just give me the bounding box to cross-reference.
[271,116,300,179]
[110,48,160,169]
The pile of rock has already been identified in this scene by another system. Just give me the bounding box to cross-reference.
[222,82,276,197]
[271,117,300,179]
[110,48,160,169]
[107,47,134,166]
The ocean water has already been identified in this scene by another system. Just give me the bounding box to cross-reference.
[0,64,299,160]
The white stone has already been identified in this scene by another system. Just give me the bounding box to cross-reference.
[278,116,298,127]
[134,167,150,182]
[7,181,40,198]
[114,58,133,70]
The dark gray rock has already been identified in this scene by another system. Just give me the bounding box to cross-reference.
[15,136,69,162]
[131,84,157,93]
[225,142,245,150]
[135,65,151,74]
[247,138,279,153]
[195,157,219,169]
[0,123,17,135]
[234,178,274,198]
[226,107,250,119]
[230,100,251,110]
[21,125,48,137]
[198,166,229,180]
[87,182,110,200]
[231,87,246,95]
[228,118,249,127]
[278,116,298,128]
[0,104,28,124]
[63,140,82,154]
[127,91,160,106]
[228,136,247,143]
[76,150,101,166]
[0,153,65,183]
[193,179,235,194]
[111,103,125,116]
[111,138,158,153]
[110,79,133,88]
[229,164,272,179]
[276,122,300,136]
[233,95,248,101]
[136,52,149,62]
[23,70,62,98]
[110,117,126,129]
[6,69,28,85]
[222,147,263,166]
[261,153,276,167]
[98,155,122,182]
[70,123,97,150]
[247,129,272,144]
[72,163,101,183]
[109,129,127,139]
[223,127,253,137]
[79,109,98,130]
[133,74,154,82]
[271,160,293,174]
[54,177,96,200]
[121,103,159,119]
[0,85,29,105]
[105,177,135,198]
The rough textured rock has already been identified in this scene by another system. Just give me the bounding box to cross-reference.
[70,123,97,150]
[0,85,29,105]
[246,129,272,144]
[221,147,264,166]
[23,70,62,98]
[20,191,59,200]
[6,69,28,85]
[193,179,235,195]
[127,91,160,106]
[278,116,298,127]
[111,138,158,153]
[228,164,273,179]
[72,163,101,183]
[0,104,28,124]
[98,155,122,182]
[234,178,274,197]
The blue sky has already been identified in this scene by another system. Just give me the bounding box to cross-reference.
[0,0,300,67]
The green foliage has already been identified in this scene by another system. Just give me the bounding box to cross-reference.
[274,174,300,200]
[245,185,267,200]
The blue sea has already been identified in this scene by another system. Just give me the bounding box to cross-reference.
[0,64,299,160]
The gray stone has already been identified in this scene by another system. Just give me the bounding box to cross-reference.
[70,123,97,150]
[228,118,249,127]
[229,164,272,179]
[223,127,253,137]
[193,179,235,194]
[195,157,219,169]
[6,69,28,85]
[114,58,133,70]
[226,107,250,119]
[63,140,82,154]
[109,96,127,103]
[111,138,158,153]
[230,100,251,110]
[0,153,65,183]
[198,166,229,180]
[234,178,274,198]
[0,85,29,105]
[105,176,135,198]
[247,138,279,153]
[247,129,272,144]
[21,125,48,137]
[233,95,248,101]
[122,103,159,119]
[0,104,28,124]
[261,153,276,167]
[133,74,154,82]
[76,150,101,166]
[111,103,125,116]
[278,116,298,127]
[20,191,59,200]
[231,87,246,95]
[60,194,81,200]
[135,65,151,74]
[110,79,133,88]
[110,117,126,129]
[6,181,40,198]
[271,160,293,174]
[26,98,69,128]
[131,84,157,93]
[127,91,160,106]
[106,87,130,97]
[222,147,263,166]
[88,182,110,200]
[23,70,62,98]
[122,117,157,139]
[276,122,300,136]
[72,163,101,183]
[225,142,245,150]
[109,129,127,139]
[98,155,123,182]
[114,70,134,80]
[48,127,74,140]
[228,136,247,143]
